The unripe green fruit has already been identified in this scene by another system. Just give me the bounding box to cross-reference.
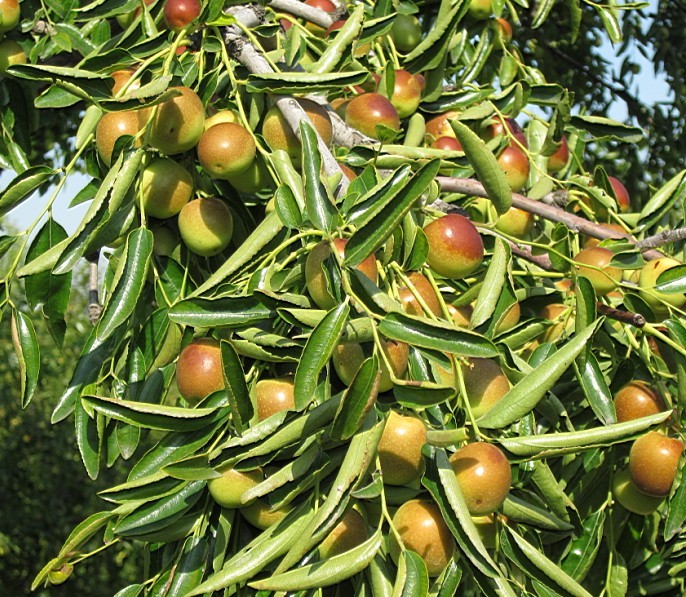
[140,157,193,219]
[152,224,180,257]
[462,358,510,419]
[389,499,455,577]
[48,563,73,586]
[638,257,686,317]
[175,338,223,405]
[629,431,683,497]
[95,110,142,167]
[495,207,534,238]
[472,514,498,549]
[140,86,205,155]
[204,109,240,130]
[241,499,292,530]
[612,469,664,515]
[574,246,622,296]
[178,197,233,257]
[0,38,25,73]
[0,0,21,34]
[390,14,422,53]
[467,0,493,20]
[450,442,511,515]
[255,377,295,421]
[208,467,263,508]
[225,157,271,194]
[614,380,665,423]
[318,506,369,559]
[424,214,484,279]
[197,122,256,179]
[398,271,442,316]
[378,411,426,486]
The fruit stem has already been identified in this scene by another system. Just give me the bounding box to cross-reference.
[643,323,686,359]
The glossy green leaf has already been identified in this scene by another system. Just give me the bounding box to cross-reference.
[561,509,605,582]
[294,301,350,410]
[498,410,671,457]
[274,184,302,229]
[345,160,441,267]
[451,119,511,214]
[168,296,273,328]
[472,238,510,328]
[502,494,574,531]
[247,71,369,94]
[251,527,383,591]
[0,165,54,219]
[97,227,153,341]
[11,309,40,408]
[477,323,598,429]
[302,120,339,232]
[574,351,616,425]
[312,4,364,74]
[167,536,208,596]
[639,170,686,220]
[569,114,643,143]
[75,398,100,480]
[83,395,230,432]
[379,312,499,358]
[220,340,252,430]
[331,355,380,440]
[655,264,686,293]
[665,458,686,541]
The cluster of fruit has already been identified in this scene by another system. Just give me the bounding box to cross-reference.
[0,0,25,73]
[15,0,686,593]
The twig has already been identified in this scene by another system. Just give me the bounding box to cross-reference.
[596,303,646,328]
[436,176,665,261]
[86,252,101,326]
[635,227,686,251]
[222,6,348,196]
[267,0,338,28]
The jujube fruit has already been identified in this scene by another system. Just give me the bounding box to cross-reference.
[574,246,622,296]
[614,380,665,423]
[0,0,21,34]
[398,271,442,316]
[497,146,530,192]
[612,468,664,515]
[638,257,686,317]
[389,499,455,577]
[208,467,263,508]
[255,377,295,421]
[390,14,422,53]
[163,0,201,31]
[629,431,683,497]
[332,338,409,393]
[423,214,484,279]
[450,442,511,515]
[345,93,400,140]
[377,411,427,486]
[0,38,25,73]
[175,338,224,405]
[95,110,141,166]
[178,197,233,257]
[462,358,510,419]
[318,506,369,559]
[386,69,422,119]
[608,176,631,213]
[495,207,534,238]
[197,122,256,179]
[140,157,193,219]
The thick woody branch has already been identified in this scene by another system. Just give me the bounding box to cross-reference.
[636,227,686,251]
[267,0,337,28]
[436,176,665,261]
[223,6,348,195]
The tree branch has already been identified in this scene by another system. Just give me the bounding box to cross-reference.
[86,251,101,325]
[267,0,337,28]
[635,227,686,251]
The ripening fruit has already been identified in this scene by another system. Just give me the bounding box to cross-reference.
[318,506,369,559]
[539,303,569,343]
[204,109,240,130]
[163,0,201,31]
[303,0,336,36]
[629,431,683,497]
[495,207,534,238]
[425,110,460,141]
[431,136,463,151]
[140,86,205,155]
[345,93,400,140]
[547,136,569,173]
[378,411,427,486]
[493,18,513,43]
[450,442,511,515]
[638,257,686,317]
[448,303,472,327]
[387,69,422,119]
[398,271,442,316]
[389,500,455,577]
[176,338,224,405]
[208,467,263,508]
[255,378,295,420]
[197,122,256,179]
[462,358,510,419]
[582,223,626,249]
[332,338,409,393]
[305,238,377,310]
[390,14,422,53]
[0,0,21,34]
[574,246,622,296]
[612,468,664,515]
[262,98,332,161]
[110,68,141,96]
[497,146,530,192]
[178,197,233,256]
[494,301,521,334]
[423,214,484,279]
[140,157,193,219]
[95,110,141,166]
[484,116,527,148]
[608,176,631,213]
[614,381,665,423]
[0,38,25,73]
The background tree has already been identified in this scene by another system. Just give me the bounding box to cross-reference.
[2,0,686,595]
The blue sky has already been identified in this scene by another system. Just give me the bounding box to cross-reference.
[1,2,672,238]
